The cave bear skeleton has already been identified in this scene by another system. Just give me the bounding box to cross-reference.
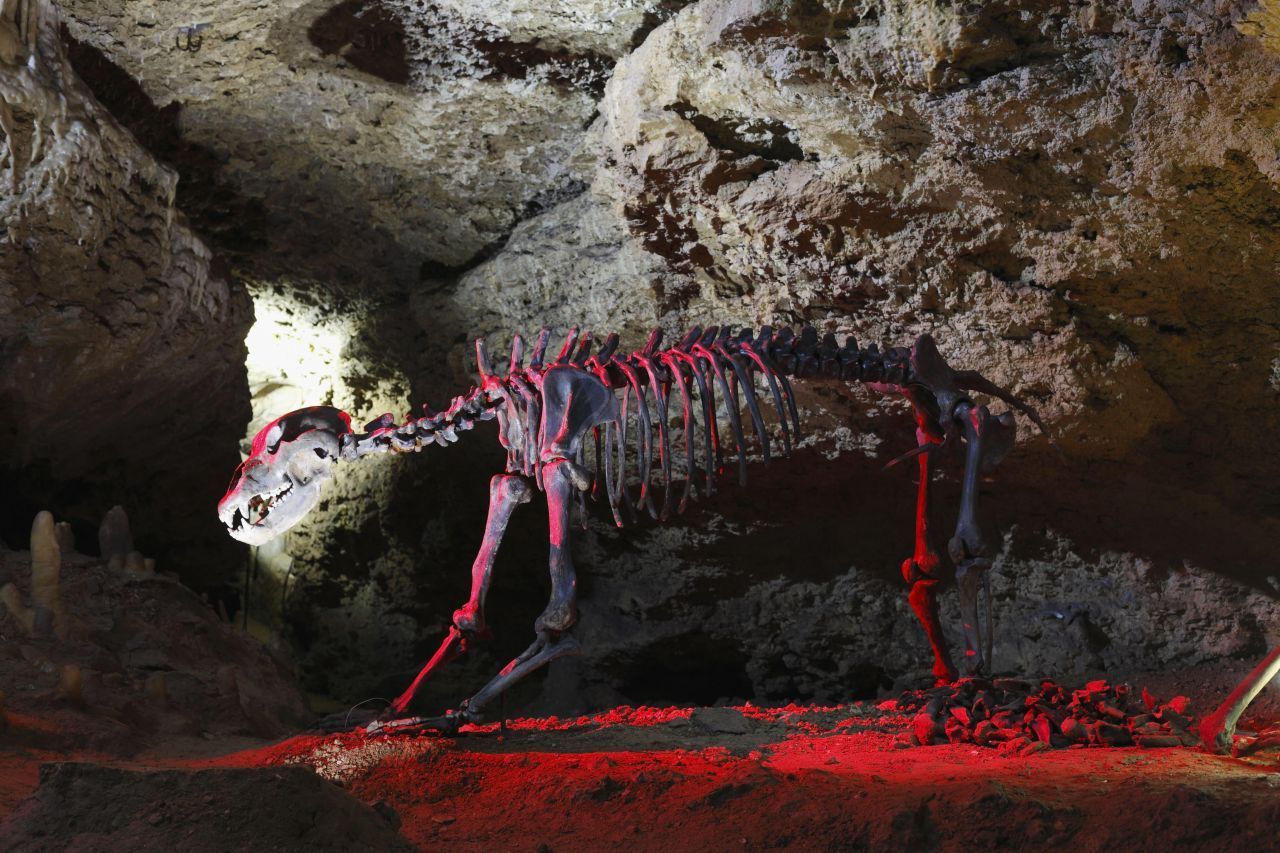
[219,324,1048,733]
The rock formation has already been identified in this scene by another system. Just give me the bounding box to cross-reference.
[0,0,252,581]
[12,0,1280,709]
[0,509,312,744]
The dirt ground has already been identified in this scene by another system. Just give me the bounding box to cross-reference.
[3,695,1279,852]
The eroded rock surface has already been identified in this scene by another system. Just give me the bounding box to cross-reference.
[25,0,1280,711]
[0,529,311,747]
[0,0,251,578]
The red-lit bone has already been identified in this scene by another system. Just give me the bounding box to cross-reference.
[1199,644,1280,754]
[219,325,1047,734]
[893,677,1204,753]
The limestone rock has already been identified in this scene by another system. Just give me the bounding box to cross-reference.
[29,0,1280,711]
[596,0,1280,484]
[0,0,252,581]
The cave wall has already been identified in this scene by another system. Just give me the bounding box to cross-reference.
[424,0,1280,711]
[15,0,1280,710]
[0,0,251,580]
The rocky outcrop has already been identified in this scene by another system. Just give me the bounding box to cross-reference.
[0,0,251,578]
[597,0,1280,473]
[30,0,1280,710]
[56,0,614,284]
[445,0,1280,711]
[0,510,311,745]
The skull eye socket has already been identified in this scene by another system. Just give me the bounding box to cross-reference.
[314,448,328,459]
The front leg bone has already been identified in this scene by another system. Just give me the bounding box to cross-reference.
[902,423,957,684]
[1200,644,1280,754]
[452,474,533,636]
[382,472,532,720]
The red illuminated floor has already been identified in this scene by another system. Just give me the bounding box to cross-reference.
[5,701,1277,851]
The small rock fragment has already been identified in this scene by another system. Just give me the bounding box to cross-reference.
[912,712,942,745]
[1094,722,1132,747]
[690,706,749,734]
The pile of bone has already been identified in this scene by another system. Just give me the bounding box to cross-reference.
[892,677,1199,754]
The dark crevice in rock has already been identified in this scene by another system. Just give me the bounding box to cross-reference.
[611,632,754,705]
[308,0,411,85]
[321,0,615,96]
[960,242,1032,284]
[61,28,269,258]
[470,34,613,99]
[629,0,696,50]
[667,100,807,163]
[416,179,591,287]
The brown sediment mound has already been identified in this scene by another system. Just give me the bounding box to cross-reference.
[0,763,411,852]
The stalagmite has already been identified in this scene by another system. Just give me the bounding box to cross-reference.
[58,664,83,707]
[53,522,74,556]
[0,582,33,635]
[124,551,151,576]
[29,511,62,639]
[97,505,133,567]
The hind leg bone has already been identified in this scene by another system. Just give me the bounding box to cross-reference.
[948,402,996,675]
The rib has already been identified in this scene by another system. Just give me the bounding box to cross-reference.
[768,329,802,436]
[674,349,716,495]
[616,358,657,519]
[614,381,635,520]
[591,425,603,500]
[737,333,792,455]
[635,352,674,520]
[601,421,623,527]
[716,339,771,463]
[694,342,749,486]
[660,352,698,512]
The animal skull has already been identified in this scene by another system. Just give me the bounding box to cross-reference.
[218,407,352,545]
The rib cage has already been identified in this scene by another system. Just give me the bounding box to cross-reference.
[342,324,922,527]
[545,324,914,526]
